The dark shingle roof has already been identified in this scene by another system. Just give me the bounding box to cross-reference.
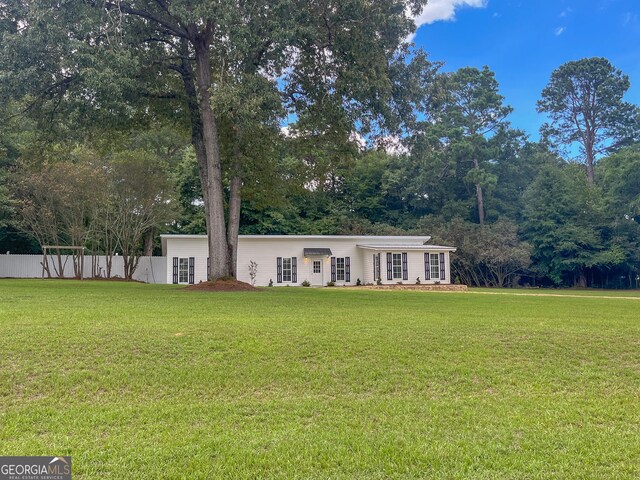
[303,248,333,256]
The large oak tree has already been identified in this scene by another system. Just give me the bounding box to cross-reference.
[1,0,432,279]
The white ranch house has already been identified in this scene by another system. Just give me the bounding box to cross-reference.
[161,235,456,287]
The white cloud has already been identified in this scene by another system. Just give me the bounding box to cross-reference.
[375,136,409,156]
[623,12,639,26]
[412,0,488,29]
[559,7,572,18]
[555,26,566,36]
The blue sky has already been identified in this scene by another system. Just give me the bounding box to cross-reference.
[412,0,640,140]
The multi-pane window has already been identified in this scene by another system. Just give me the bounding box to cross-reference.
[282,258,292,282]
[430,253,440,280]
[179,258,189,283]
[336,257,345,281]
[392,253,402,279]
[313,260,321,274]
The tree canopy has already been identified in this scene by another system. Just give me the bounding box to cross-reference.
[1,0,438,279]
[1,3,640,288]
[538,57,640,183]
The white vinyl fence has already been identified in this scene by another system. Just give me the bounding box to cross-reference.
[0,254,167,284]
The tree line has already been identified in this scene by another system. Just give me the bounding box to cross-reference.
[0,1,639,287]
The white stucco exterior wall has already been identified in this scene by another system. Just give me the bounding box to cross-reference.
[237,237,371,287]
[163,235,208,284]
[161,235,455,286]
[360,250,451,285]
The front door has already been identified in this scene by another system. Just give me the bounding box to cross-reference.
[310,259,324,286]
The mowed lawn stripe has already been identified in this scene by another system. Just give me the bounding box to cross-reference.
[0,280,639,479]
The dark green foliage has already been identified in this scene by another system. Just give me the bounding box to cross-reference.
[521,163,623,286]
[0,226,39,254]
[600,145,640,222]
[423,216,531,287]
[1,0,438,279]
[1,4,639,291]
[598,146,640,288]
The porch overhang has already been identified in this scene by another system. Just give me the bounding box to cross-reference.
[303,248,333,256]
[357,244,457,252]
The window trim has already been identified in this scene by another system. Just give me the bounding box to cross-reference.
[313,260,321,274]
[282,257,293,282]
[336,257,346,281]
[178,257,189,284]
[392,253,403,280]
[430,253,440,280]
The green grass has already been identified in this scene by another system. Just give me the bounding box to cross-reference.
[470,287,640,298]
[1,280,639,479]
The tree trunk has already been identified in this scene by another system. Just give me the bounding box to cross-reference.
[143,228,154,256]
[178,39,210,226]
[576,269,587,288]
[476,183,485,225]
[56,251,65,278]
[106,253,113,278]
[583,124,596,184]
[472,158,485,225]
[585,148,595,184]
[73,252,81,278]
[193,36,231,280]
[227,174,242,277]
[226,131,243,278]
[41,254,51,278]
[91,252,97,278]
[122,253,140,280]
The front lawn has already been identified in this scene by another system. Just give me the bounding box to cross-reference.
[1,280,639,479]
